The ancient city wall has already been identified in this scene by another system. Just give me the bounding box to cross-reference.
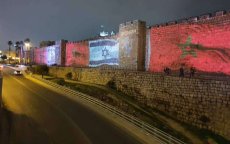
[65,41,89,67]
[88,35,119,67]
[49,67,230,139]
[33,40,66,66]
[148,11,230,75]
[33,48,44,64]
[33,11,230,75]
[37,10,230,139]
[119,20,146,71]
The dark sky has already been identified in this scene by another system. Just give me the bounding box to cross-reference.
[0,0,230,50]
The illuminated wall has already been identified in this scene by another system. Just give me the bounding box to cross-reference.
[145,29,151,70]
[118,20,146,70]
[89,39,119,67]
[65,41,89,67]
[33,40,65,66]
[34,48,45,64]
[149,13,230,75]
[43,45,61,65]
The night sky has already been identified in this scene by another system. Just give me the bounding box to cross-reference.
[0,0,230,50]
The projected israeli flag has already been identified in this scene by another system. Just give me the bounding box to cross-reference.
[46,45,60,66]
[89,39,119,67]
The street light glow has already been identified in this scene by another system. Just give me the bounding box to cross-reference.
[25,43,30,47]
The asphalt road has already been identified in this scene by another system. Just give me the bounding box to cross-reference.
[1,67,141,144]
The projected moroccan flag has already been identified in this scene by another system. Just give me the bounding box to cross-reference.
[65,42,89,67]
[89,39,119,67]
[149,16,230,75]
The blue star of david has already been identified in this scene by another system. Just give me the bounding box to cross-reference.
[102,47,109,59]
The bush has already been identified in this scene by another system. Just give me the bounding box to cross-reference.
[57,79,65,86]
[199,115,210,123]
[33,65,49,75]
[107,79,116,89]
[52,79,65,86]
[65,72,72,79]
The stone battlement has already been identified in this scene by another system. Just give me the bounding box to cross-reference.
[67,34,118,44]
[119,20,146,28]
[151,10,229,28]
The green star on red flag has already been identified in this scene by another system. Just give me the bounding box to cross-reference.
[178,36,197,58]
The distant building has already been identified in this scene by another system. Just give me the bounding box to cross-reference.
[1,50,16,58]
[1,50,19,63]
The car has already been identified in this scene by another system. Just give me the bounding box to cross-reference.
[14,70,23,75]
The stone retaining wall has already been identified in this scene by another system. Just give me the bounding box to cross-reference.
[49,67,230,139]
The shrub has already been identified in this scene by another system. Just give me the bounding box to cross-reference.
[57,79,65,86]
[33,65,49,75]
[199,115,210,123]
[107,79,116,89]
[65,72,72,79]
[52,79,65,86]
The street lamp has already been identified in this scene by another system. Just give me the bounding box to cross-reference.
[25,43,30,48]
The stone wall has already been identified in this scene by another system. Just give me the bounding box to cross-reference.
[49,67,230,139]
[149,11,230,75]
[33,40,66,66]
[118,20,146,71]
[65,41,89,67]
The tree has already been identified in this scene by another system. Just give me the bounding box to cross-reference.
[24,38,30,44]
[39,41,55,48]
[34,65,49,78]
[1,55,7,61]
[15,41,20,57]
[7,41,13,64]
[20,41,24,47]
[19,41,24,64]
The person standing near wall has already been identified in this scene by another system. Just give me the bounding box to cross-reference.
[179,66,184,77]
[189,67,196,78]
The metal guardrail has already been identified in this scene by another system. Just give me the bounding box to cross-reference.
[31,75,186,144]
